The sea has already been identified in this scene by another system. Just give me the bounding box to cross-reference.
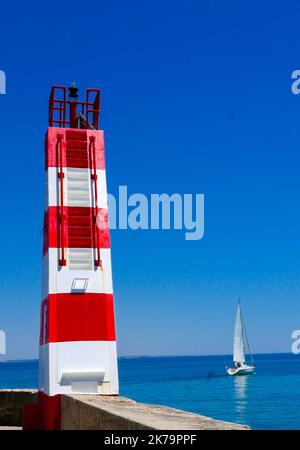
[0,353,299,430]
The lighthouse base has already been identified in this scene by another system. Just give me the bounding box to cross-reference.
[23,392,61,430]
[38,341,119,396]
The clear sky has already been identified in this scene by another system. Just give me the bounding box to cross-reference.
[0,0,300,359]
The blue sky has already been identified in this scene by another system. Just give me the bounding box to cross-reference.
[1,0,300,359]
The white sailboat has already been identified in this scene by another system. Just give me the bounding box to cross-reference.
[226,301,255,376]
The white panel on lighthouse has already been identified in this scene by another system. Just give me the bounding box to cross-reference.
[68,248,94,270]
[65,168,91,207]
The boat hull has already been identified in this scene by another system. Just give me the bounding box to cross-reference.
[226,365,255,376]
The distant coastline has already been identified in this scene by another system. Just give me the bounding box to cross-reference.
[0,351,293,363]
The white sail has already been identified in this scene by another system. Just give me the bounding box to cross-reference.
[233,303,245,363]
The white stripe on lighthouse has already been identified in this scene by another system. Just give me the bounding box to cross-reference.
[42,248,113,298]
[39,341,118,396]
[46,167,108,208]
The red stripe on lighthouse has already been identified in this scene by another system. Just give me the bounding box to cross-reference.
[45,128,106,170]
[43,206,110,255]
[40,293,116,344]
[23,393,61,430]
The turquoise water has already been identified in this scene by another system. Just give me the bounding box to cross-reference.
[0,353,299,430]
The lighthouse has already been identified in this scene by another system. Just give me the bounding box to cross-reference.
[24,84,118,430]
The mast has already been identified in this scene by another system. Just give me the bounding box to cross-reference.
[240,303,253,365]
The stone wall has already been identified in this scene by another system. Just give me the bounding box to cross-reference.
[0,390,37,426]
[0,390,250,430]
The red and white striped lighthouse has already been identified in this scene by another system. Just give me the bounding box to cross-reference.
[24,84,118,430]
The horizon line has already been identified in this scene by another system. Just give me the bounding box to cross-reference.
[0,350,293,363]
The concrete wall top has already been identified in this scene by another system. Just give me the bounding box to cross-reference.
[62,394,250,430]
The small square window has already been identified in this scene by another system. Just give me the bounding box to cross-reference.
[71,278,89,292]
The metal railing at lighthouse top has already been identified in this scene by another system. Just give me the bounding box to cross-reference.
[48,85,100,130]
